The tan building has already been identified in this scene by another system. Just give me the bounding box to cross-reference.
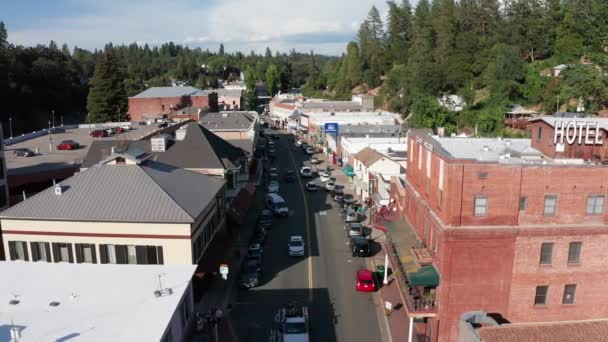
[200,111,259,157]
[1,151,226,265]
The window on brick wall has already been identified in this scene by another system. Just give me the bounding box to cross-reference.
[586,195,605,215]
[535,285,549,305]
[544,195,557,216]
[562,284,576,304]
[519,196,527,211]
[474,195,488,216]
[540,242,554,265]
[439,190,443,208]
[537,127,542,141]
[568,242,582,264]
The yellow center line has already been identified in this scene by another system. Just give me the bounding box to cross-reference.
[286,139,314,302]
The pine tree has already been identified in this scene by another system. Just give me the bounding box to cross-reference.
[61,43,70,56]
[432,0,456,63]
[265,64,279,96]
[219,43,225,56]
[0,21,7,48]
[87,53,128,123]
[386,1,413,65]
[265,47,272,59]
[49,40,58,50]
[244,67,257,110]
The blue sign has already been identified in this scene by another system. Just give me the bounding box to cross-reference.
[324,123,339,134]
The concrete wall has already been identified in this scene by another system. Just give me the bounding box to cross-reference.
[128,95,217,122]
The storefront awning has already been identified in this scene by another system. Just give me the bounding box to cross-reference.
[407,265,440,287]
[341,164,355,177]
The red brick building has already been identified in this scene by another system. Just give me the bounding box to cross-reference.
[389,120,608,341]
[128,87,218,122]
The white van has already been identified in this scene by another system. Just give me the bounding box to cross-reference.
[265,193,289,217]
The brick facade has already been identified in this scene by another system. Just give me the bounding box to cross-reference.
[392,131,608,341]
[128,93,218,122]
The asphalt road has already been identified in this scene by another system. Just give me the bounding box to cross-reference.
[226,131,385,342]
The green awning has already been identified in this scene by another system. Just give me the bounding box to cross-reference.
[407,265,440,287]
[341,165,355,176]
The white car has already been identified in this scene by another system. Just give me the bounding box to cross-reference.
[345,208,358,223]
[300,166,312,178]
[325,182,336,192]
[288,236,305,257]
[305,182,318,191]
[296,140,303,146]
[267,180,279,193]
[120,124,132,131]
[319,171,331,182]
[305,147,315,155]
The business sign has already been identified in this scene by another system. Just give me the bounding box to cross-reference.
[324,123,339,134]
[415,136,435,152]
[553,121,603,145]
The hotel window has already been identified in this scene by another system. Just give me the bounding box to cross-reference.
[543,195,557,216]
[562,284,576,304]
[439,190,443,208]
[567,242,582,264]
[586,195,605,215]
[534,285,549,305]
[30,242,51,262]
[539,242,554,265]
[474,195,488,216]
[75,243,97,263]
[519,196,527,211]
[8,241,29,261]
[101,244,163,264]
[52,243,74,263]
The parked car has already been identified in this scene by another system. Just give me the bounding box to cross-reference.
[325,182,336,192]
[120,124,132,130]
[114,126,126,133]
[311,156,321,164]
[268,167,279,178]
[355,269,376,292]
[295,140,303,147]
[265,193,289,217]
[305,182,318,192]
[158,122,170,129]
[267,140,275,147]
[105,127,117,135]
[351,236,371,257]
[301,143,309,150]
[319,171,331,182]
[267,180,280,193]
[247,243,264,267]
[284,170,297,183]
[305,147,315,155]
[13,148,36,157]
[345,208,359,223]
[90,129,108,138]
[300,166,313,178]
[346,222,365,237]
[288,235,305,257]
[240,259,262,288]
[56,140,80,150]
[334,189,345,202]
[251,226,269,246]
[257,209,273,228]
[272,134,280,139]
[343,195,355,207]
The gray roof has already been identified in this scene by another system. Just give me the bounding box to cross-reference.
[226,139,254,154]
[431,136,543,163]
[1,161,225,223]
[81,123,247,171]
[338,125,401,135]
[300,101,363,110]
[200,112,255,131]
[132,86,211,99]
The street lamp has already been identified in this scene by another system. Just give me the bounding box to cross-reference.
[48,120,53,152]
[9,117,12,139]
[61,115,64,126]
[51,110,55,128]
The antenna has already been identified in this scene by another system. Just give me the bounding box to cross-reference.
[154,273,173,298]
[10,319,21,342]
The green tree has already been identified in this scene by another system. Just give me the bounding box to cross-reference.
[0,21,7,48]
[265,64,279,96]
[219,43,225,56]
[386,0,413,65]
[244,66,257,110]
[86,53,128,122]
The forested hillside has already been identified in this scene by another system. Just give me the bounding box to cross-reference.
[0,21,336,134]
[305,0,608,136]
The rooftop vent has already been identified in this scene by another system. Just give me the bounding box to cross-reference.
[54,185,63,196]
[154,274,173,298]
[151,135,167,152]
[49,301,61,307]
[482,145,490,152]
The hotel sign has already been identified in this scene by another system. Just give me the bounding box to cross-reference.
[553,121,603,145]
[415,136,434,152]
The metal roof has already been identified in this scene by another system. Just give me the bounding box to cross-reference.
[1,160,225,223]
[131,86,211,98]
[200,111,256,131]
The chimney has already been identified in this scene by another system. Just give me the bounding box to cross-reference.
[54,185,63,196]
[111,146,116,155]
[437,127,445,137]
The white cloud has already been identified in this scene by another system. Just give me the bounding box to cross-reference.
[7,0,391,55]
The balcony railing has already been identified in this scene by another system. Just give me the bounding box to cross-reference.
[387,235,438,315]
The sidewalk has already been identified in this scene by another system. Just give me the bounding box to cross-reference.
[370,232,412,342]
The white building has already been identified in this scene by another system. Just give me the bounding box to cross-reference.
[437,94,466,112]
[352,147,404,203]
[0,261,196,342]
[340,136,407,165]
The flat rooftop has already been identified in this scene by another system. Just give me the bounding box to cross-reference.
[200,111,256,131]
[0,261,196,342]
[298,101,362,110]
[4,125,161,176]
[131,86,211,98]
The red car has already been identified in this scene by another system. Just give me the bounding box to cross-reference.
[90,129,108,138]
[114,127,126,133]
[56,140,80,150]
[355,269,376,292]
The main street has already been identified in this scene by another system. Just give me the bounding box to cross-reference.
[225,130,387,342]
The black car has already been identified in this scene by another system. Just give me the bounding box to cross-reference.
[351,236,371,257]
[343,194,355,206]
[333,188,345,202]
[14,148,36,157]
[305,182,318,192]
[257,209,273,228]
[158,122,170,128]
[247,243,264,267]
[284,170,296,183]
[240,259,262,288]
[272,134,280,139]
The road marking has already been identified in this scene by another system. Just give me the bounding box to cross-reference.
[287,138,314,302]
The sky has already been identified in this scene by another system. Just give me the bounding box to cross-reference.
[0,0,395,55]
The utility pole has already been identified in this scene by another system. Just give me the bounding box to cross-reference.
[9,117,12,139]
[48,120,53,152]
[52,110,55,128]
[61,115,64,126]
